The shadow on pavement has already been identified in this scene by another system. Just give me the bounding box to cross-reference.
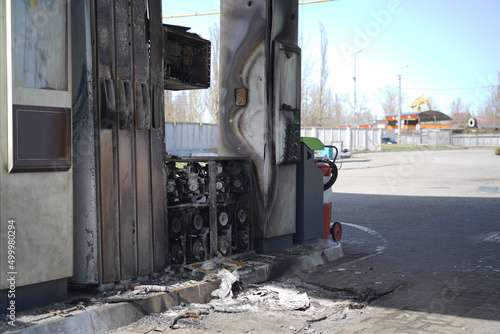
[293,192,500,322]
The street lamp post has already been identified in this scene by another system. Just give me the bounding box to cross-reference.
[353,50,362,127]
[397,65,408,144]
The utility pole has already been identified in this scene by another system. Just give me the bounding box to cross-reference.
[398,65,408,144]
[353,50,362,127]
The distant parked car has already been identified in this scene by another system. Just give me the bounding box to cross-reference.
[381,137,397,144]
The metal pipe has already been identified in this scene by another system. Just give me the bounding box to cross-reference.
[398,65,408,144]
[398,73,401,144]
[353,50,362,127]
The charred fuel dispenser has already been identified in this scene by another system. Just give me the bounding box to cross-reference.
[219,0,301,253]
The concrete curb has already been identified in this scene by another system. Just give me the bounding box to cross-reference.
[245,242,344,285]
[11,243,343,334]
[335,158,370,163]
[478,181,500,194]
[11,280,220,334]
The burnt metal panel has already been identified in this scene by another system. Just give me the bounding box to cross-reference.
[115,0,132,80]
[149,1,163,87]
[219,0,299,243]
[118,80,134,129]
[96,0,112,68]
[271,0,299,45]
[115,0,136,280]
[271,0,300,165]
[132,0,153,275]
[273,41,301,165]
[149,0,167,272]
[117,132,136,279]
[96,0,118,284]
[151,127,166,271]
[135,82,151,130]
[132,0,148,82]
[98,130,118,283]
[99,78,116,129]
[219,0,271,239]
[135,131,153,275]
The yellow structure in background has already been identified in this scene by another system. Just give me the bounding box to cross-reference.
[408,94,431,113]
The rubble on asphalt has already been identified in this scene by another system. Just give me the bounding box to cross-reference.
[0,253,272,333]
[107,274,374,333]
[1,251,351,333]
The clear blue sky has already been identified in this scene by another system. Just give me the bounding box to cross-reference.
[163,0,500,118]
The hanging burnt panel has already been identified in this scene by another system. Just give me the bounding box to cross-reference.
[96,0,119,284]
[163,25,211,90]
[132,0,153,276]
[115,0,136,280]
[148,0,167,272]
[274,41,301,165]
[166,157,252,265]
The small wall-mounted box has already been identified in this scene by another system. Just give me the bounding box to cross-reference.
[163,25,211,90]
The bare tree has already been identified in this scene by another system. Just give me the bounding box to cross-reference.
[449,98,470,115]
[205,24,220,124]
[164,90,175,122]
[357,94,374,124]
[188,90,203,123]
[300,85,316,126]
[317,23,330,125]
[327,92,347,126]
[299,33,315,127]
[450,98,472,128]
[165,91,202,123]
[377,85,399,115]
[345,94,373,125]
[479,71,500,124]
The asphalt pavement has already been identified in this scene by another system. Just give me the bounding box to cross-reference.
[287,148,500,333]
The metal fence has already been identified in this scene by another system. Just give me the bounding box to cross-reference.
[452,134,500,147]
[164,124,383,156]
[301,127,382,151]
[401,129,500,147]
[164,124,500,157]
[401,129,453,146]
[165,123,219,156]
